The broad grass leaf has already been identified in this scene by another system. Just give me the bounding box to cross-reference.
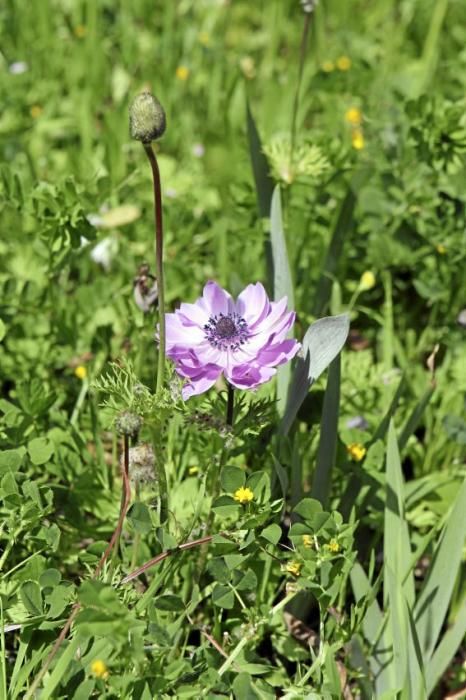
[414,477,466,662]
[311,355,340,507]
[384,420,415,607]
[270,185,294,415]
[246,101,274,219]
[281,314,349,435]
[426,596,466,694]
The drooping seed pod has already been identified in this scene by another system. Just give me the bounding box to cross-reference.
[133,262,158,312]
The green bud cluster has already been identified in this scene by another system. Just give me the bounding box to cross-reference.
[115,410,143,437]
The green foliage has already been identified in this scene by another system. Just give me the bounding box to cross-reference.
[1,0,465,698]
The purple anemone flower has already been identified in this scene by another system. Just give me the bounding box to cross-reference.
[165,281,301,400]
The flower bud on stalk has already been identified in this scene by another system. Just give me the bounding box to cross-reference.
[115,411,143,438]
[129,92,166,143]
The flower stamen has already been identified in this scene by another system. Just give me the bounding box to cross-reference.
[204,313,249,351]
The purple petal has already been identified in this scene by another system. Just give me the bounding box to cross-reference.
[165,314,204,346]
[226,363,276,390]
[236,282,270,326]
[177,302,209,327]
[180,364,222,400]
[182,374,220,399]
[256,339,300,367]
[199,281,234,317]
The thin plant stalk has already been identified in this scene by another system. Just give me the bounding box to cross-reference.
[143,143,166,397]
[226,383,235,427]
[143,142,170,522]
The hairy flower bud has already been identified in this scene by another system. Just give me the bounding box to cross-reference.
[115,410,143,437]
[124,443,156,484]
[129,92,166,143]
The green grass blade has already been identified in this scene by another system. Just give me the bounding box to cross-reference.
[414,477,466,662]
[350,562,393,691]
[372,374,406,444]
[246,100,274,219]
[341,375,406,519]
[246,99,274,292]
[398,384,435,452]
[385,564,408,693]
[0,599,7,700]
[426,596,466,695]
[313,187,356,317]
[385,565,426,699]
[384,420,415,607]
[39,635,81,699]
[310,355,340,506]
[270,185,294,415]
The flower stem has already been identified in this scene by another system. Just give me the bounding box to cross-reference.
[143,143,166,396]
[226,384,235,427]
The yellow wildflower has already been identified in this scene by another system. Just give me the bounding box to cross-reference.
[345,107,362,126]
[74,365,87,380]
[74,25,86,38]
[302,534,314,549]
[351,129,365,150]
[347,442,366,462]
[359,270,376,291]
[325,539,340,553]
[239,56,256,80]
[233,486,254,504]
[90,659,109,679]
[337,55,351,71]
[188,465,199,475]
[285,560,302,577]
[321,60,335,73]
[176,65,190,81]
[30,105,43,119]
[436,243,446,255]
[198,31,210,46]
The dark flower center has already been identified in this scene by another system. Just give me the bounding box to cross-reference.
[204,313,249,351]
[215,316,237,339]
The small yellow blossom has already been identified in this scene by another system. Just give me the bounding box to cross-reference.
[302,534,314,549]
[233,486,254,504]
[321,60,335,73]
[436,243,446,255]
[285,560,302,577]
[345,107,362,126]
[359,270,376,291]
[325,539,340,553]
[74,24,86,38]
[176,65,190,81]
[347,442,366,462]
[74,365,87,380]
[337,55,351,71]
[198,31,210,46]
[188,465,199,475]
[30,105,43,119]
[351,129,365,150]
[90,659,109,679]
[239,56,256,80]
